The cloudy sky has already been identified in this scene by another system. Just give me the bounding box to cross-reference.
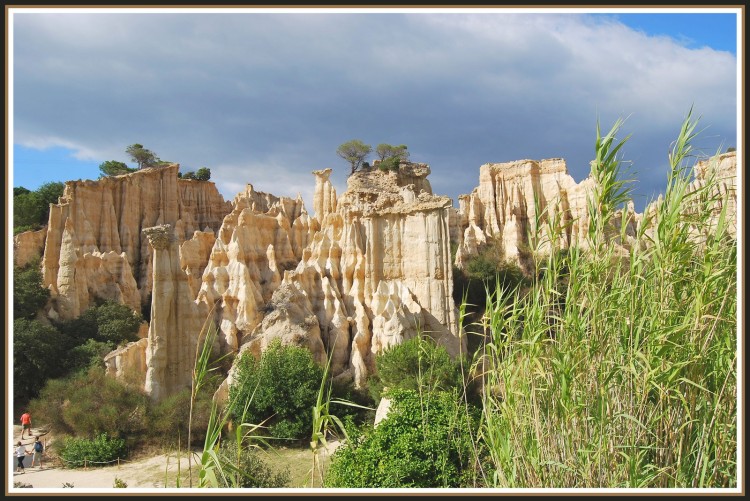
[9,7,740,213]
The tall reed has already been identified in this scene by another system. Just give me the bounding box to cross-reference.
[477,111,737,488]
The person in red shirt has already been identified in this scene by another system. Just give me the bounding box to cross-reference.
[20,411,31,439]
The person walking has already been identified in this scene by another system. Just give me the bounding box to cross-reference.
[20,411,31,439]
[31,436,44,468]
[15,441,28,473]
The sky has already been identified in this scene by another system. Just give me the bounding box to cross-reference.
[8,7,740,214]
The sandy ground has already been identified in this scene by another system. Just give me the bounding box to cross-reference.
[9,425,195,491]
[8,425,340,492]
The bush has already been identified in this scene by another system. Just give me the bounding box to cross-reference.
[325,388,480,488]
[195,167,211,181]
[14,261,50,320]
[182,171,196,180]
[217,443,290,488]
[31,367,150,440]
[13,182,64,230]
[228,340,323,441]
[369,336,463,401]
[148,387,215,447]
[59,433,127,468]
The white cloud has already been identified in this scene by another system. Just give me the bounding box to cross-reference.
[11,10,737,211]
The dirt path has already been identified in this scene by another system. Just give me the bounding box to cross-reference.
[9,425,340,491]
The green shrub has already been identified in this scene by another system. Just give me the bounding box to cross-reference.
[325,388,480,488]
[31,367,149,440]
[182,171,196,180]
[228,340,323,441]
[13,261,50,320]
[59,433,127,468]
[148,387,214,447]
[217,443,290,488]
[369,336,463,401]
[195,167,211,181]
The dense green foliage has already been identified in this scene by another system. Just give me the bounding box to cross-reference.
[98,160,136,177]
[59,433,128,467]
[336,139,372,175]
[228,341,324,440]
[15,295,143,400]
[375,143,409,171]
[13,262,50,320]
[195,167,211,181]
[13,182,64,233]
[14,318,74,398]
[325,388,480,488]
[181,170,196,179]
[369,336,463,401]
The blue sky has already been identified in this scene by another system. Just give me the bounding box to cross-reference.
[8,7,740,213]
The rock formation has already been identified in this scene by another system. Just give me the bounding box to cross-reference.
[275,163,464,387]
[13,228,47,268]
[14,150,736,402]
[142,224,208,401]
[39,164,231,319]
[454,158,639,271]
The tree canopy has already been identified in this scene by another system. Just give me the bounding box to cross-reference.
[125,143,159,169]
[195,167,211,181]
[375,143,409,162]
[337,140,372,175]
[99,160,136,177]
[13,182,65,233]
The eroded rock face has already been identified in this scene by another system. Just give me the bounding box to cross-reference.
[40,165,231,320]
[454,158,638,270]
[142,224,209,400]
[197,184,317,353]
[277,163,464,387]
[13,229,47,268]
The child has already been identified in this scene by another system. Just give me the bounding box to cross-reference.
[31,436,44,468]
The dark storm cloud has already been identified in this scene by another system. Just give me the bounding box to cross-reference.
[12,10,737,211]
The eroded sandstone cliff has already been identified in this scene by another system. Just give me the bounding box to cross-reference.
[39,164,231,320]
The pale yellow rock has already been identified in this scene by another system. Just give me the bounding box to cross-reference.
[13,229,47,268]
[103,338,148,387]
[454,158,633,270]
[142,224,209,401]
[313,168,338,221]
[198,184,314,353]
[40,165,231,320]
[279,163,464,388]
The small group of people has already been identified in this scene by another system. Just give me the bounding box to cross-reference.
[15,411,44,473]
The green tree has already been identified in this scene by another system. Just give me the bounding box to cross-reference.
[59,300,142,348]
[375,143,409,162]
[195,167,211,181]
[14,262,50,320]
[14,318,74,398]
[99,160,135,177]
[228,340,324,440]
[125,143,159,169]
[13,190,43,232]
[182,171,196,180]
[13,182,65,232]
[336,139,372,175]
